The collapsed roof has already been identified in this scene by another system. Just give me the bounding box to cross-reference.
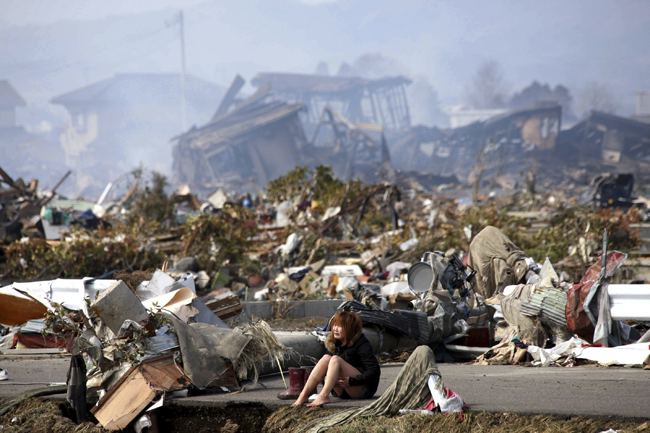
[251,72,412,132]
[0,80,26,108]
[173,95,308,192]
[172,75,398,194]
[391,104,650,191]
[391,103,563,183]
[559,110,650,171]
[310,105,394,183]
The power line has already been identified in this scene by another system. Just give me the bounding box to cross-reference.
[1,9,217,94]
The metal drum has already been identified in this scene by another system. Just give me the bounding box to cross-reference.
[407,252,435,293]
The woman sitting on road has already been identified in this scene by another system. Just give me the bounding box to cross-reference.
[292,311,381,407]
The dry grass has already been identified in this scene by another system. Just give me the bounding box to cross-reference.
[263,408,650,433]
[3,397,648,433]
[263,406,341,433]
[114,269,154,292]
[265,316,331,332]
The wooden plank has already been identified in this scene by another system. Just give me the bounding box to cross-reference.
[212,304,243,320]
[204,295,243,320]
[206,364,239,389]
[212,74,245,120]
[205,295,239,310]
[0,188,22,198]
[91,367,156,431]
[0,292,49,326]
[140,354,191,391]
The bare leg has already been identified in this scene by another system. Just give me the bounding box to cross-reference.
[292,355,331,407]
[308,356,363,407]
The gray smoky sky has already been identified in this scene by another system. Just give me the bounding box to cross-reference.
[1,0,648,111]
[1,0,648,197]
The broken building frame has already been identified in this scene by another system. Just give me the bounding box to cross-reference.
[560,110,650,171]
[172,95,309,194]
[251,73,412,133]
[389,103,563,180]
[310,105,394,183]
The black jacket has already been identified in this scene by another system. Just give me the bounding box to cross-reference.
[326,333,381,396]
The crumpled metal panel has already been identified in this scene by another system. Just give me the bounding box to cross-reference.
[520,286,568,327]
[608,284,650,321]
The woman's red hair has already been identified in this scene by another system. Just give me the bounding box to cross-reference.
[329,311,362,347]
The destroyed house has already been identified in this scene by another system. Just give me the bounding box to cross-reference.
[390,103,562,180]
[0,80,30,150]
[309,106,394,183]
[0,80,26,130]
[172,71,397,192]
[0,81,64,184]
[251,73,412,133]
[172,98,309,193]
[51,73,223,196]
[559,110,650,174]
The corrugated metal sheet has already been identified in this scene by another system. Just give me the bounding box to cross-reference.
[340,300,430,345]
[520,286,567,327]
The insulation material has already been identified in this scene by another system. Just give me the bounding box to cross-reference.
[92,281,149,334]
[141,287,198,322]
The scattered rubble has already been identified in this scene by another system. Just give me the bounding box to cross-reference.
[0,157,650,431]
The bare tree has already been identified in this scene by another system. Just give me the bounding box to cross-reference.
[407,77,445,126]
[489,140,509,190]
[466,60,509,109]
[471,137,497,202]
[575,81,619,118]
[523,157,538,210]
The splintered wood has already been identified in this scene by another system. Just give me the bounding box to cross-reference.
[91,367,156,431]
[204,295,243,320]
[92,354,190,430]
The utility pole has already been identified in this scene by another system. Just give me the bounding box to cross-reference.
[178,10,187,132]
[166,10,187,132]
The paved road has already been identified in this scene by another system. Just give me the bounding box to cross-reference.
[0,355,69,395]
[1,354,649,419]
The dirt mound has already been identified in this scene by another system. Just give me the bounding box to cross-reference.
[0,398,106,433]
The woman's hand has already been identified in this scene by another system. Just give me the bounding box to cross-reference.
[337,377,350,388]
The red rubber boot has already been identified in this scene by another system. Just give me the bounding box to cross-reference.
[277,367,305,400]
[302,366,315,395]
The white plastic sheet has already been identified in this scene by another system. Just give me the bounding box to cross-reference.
[527,337,589,367]
[428,375,464,413]
[574,342,650,366]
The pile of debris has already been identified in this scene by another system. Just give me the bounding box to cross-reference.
[0,167,72,241]
[0,269,289,430]
[1,157,649,360]
[0,201,649,430]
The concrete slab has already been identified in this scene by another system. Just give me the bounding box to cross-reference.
[242,302,273,318]
[242,300,343,319]
[286,301,305,318]
[304,300,342,319]
[92,280,148,334]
